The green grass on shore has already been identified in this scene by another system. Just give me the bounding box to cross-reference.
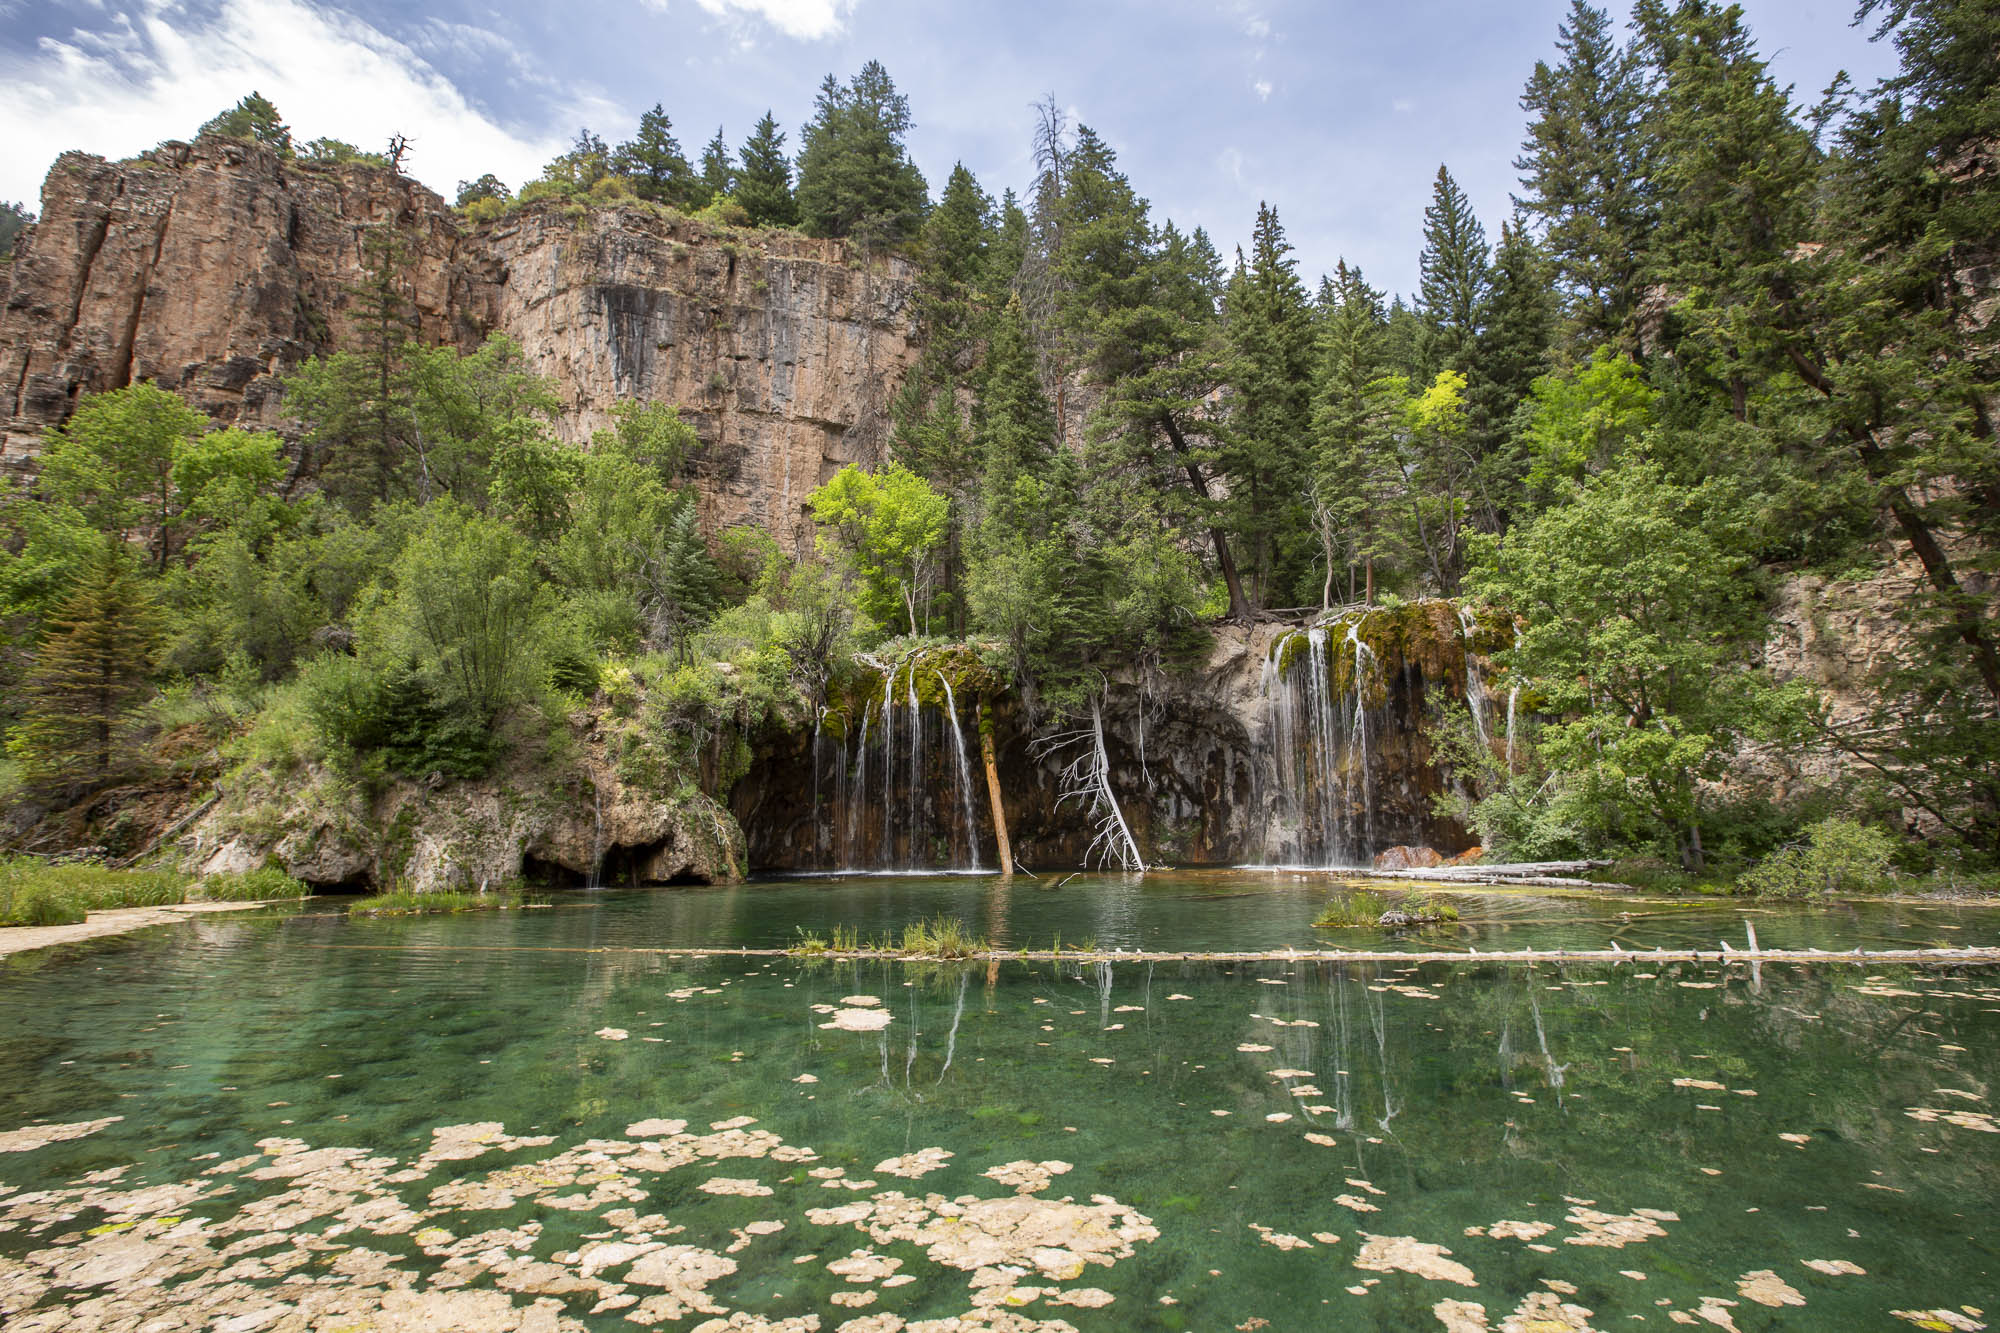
[0,858,309,926]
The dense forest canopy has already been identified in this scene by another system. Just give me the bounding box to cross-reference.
[1,0,1994,883]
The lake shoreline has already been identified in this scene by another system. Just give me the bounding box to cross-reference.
[0,900,274,959]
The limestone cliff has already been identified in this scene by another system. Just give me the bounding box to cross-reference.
[0,136,918,547]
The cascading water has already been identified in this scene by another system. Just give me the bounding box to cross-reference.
[1261,614,1380,866]
[934,671,985,871]
[1260,602,1507,866]
[1457,604,1491,751]
[812,655,987,871]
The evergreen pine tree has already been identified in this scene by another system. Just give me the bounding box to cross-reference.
[612,104,694,205]
[1635,0,1818,410]
[735,112,797,227]
[1220,202,1317,605]
[9,540,158,791]
[1052,128,1251,619]
[1465,218,1556,528]
[199,91,293,156]
[698,127,734,205]
[1514,1,1653,350]
[1310,263,1404,604]
[1417,165,1491,372]
[794,62,929,244]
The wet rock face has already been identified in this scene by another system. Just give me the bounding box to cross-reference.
[734,615,1482,872]
[1,139,917,548]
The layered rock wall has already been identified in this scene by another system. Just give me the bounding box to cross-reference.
[0,138,917,547]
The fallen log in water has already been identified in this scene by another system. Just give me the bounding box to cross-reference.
[292,940,2000,967]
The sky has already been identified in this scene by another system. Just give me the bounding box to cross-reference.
[0,0,1902,298]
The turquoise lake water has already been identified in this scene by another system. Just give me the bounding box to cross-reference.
[0,876,1994,1330]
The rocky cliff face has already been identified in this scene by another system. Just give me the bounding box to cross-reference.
[732,611,1484,872]
[1,137,917,547]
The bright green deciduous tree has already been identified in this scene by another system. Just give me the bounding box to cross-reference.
[808,463,948,636]
[1467,461,1790,871]
[1519,348,1657,499]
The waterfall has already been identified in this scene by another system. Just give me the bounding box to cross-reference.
[820,654,987,872]
[935,671,985,871]
[1457,604,1491,751]
[1261,614,1379,866]
[1504,625,1522,771]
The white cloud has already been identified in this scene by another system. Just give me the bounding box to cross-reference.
[1253,79,1272,101]
[0,0,583,208]
[686,0,856,40]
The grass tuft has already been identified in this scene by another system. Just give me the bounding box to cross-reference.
[347,890,525,916]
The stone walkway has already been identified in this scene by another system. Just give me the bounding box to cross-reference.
[0,901,270,959]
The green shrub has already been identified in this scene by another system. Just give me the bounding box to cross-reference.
[1741,817,1896,899]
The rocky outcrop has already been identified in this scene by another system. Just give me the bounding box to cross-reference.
[186,722,745,892]
[1,137,917,548]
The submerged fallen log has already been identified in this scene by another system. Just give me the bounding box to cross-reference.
[293,940,2000,968]
[1347,862,1623,889]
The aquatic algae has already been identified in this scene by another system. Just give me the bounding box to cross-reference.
[1890,1310,1987,1331]
[1561,1205,1677,1248]
[1500,1289,1600,1331]
[981,1161,1072,1195]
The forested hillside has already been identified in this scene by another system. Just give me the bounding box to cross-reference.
[0,0,1993,889]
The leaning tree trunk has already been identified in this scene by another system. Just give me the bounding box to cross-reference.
[977,701,1013,877]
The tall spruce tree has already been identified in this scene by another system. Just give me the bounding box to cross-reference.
[1053,129,1251,618]
[612,104,694,205]
[9,540,158,791]
[735,112,798,227]
[1221,202,1317,606]
[697,127,734,205]
[1309,263,1402,604]
[1465,218,1556,527]
[1635,0,1818,413]
[794,62,929,244]
[1514,1,1653,350]
[1417,165,1491,372]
